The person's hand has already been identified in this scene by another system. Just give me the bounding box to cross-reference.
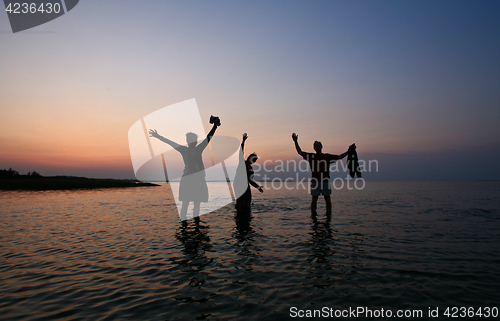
[292,133,298,142]
[149,129,159,138]
[349,143,356,150]
[258,186,264,193]
[242,133,248,141]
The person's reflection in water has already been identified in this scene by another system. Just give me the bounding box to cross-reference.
[149,119,220,220]
[233,209,259,271]
[308,212,334,267]
[235,207,253,235]
[309,212,365,281]
[175,218,213,274]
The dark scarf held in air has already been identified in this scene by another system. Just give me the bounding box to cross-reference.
[347,143,362,178]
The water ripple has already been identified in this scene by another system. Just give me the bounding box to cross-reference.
[1,182,499,320]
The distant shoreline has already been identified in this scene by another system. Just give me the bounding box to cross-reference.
[0,176,160,191]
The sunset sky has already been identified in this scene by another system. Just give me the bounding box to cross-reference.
[1,1,499,180]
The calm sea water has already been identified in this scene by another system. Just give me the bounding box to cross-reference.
[1,181,499,320]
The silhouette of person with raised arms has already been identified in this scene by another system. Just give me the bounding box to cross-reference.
[149,118,221,220]
[235,133,263,213]
[292,133,353,215]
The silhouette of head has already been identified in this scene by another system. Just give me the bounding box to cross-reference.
[186,132,198,147]
[247,152,258,164]
[313,141,323,153]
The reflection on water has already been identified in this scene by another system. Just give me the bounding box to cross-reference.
[310,212,365,265]
[234,207,253,235]
[308,212,334,266]
[1,182,500,320]
[232,210,259,272]
[175,218,213,271]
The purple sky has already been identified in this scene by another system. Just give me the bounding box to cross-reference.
[1,1,499,180]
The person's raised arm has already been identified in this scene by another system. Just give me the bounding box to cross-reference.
[197,122,220,151]
[206,122,219,143]
[292,133,306,158]
[241,133,248,153]
[149,129,182,149]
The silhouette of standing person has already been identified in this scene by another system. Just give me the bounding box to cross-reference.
[292,133,352,215]
[235,133,263,213]
[149,119,220,220]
